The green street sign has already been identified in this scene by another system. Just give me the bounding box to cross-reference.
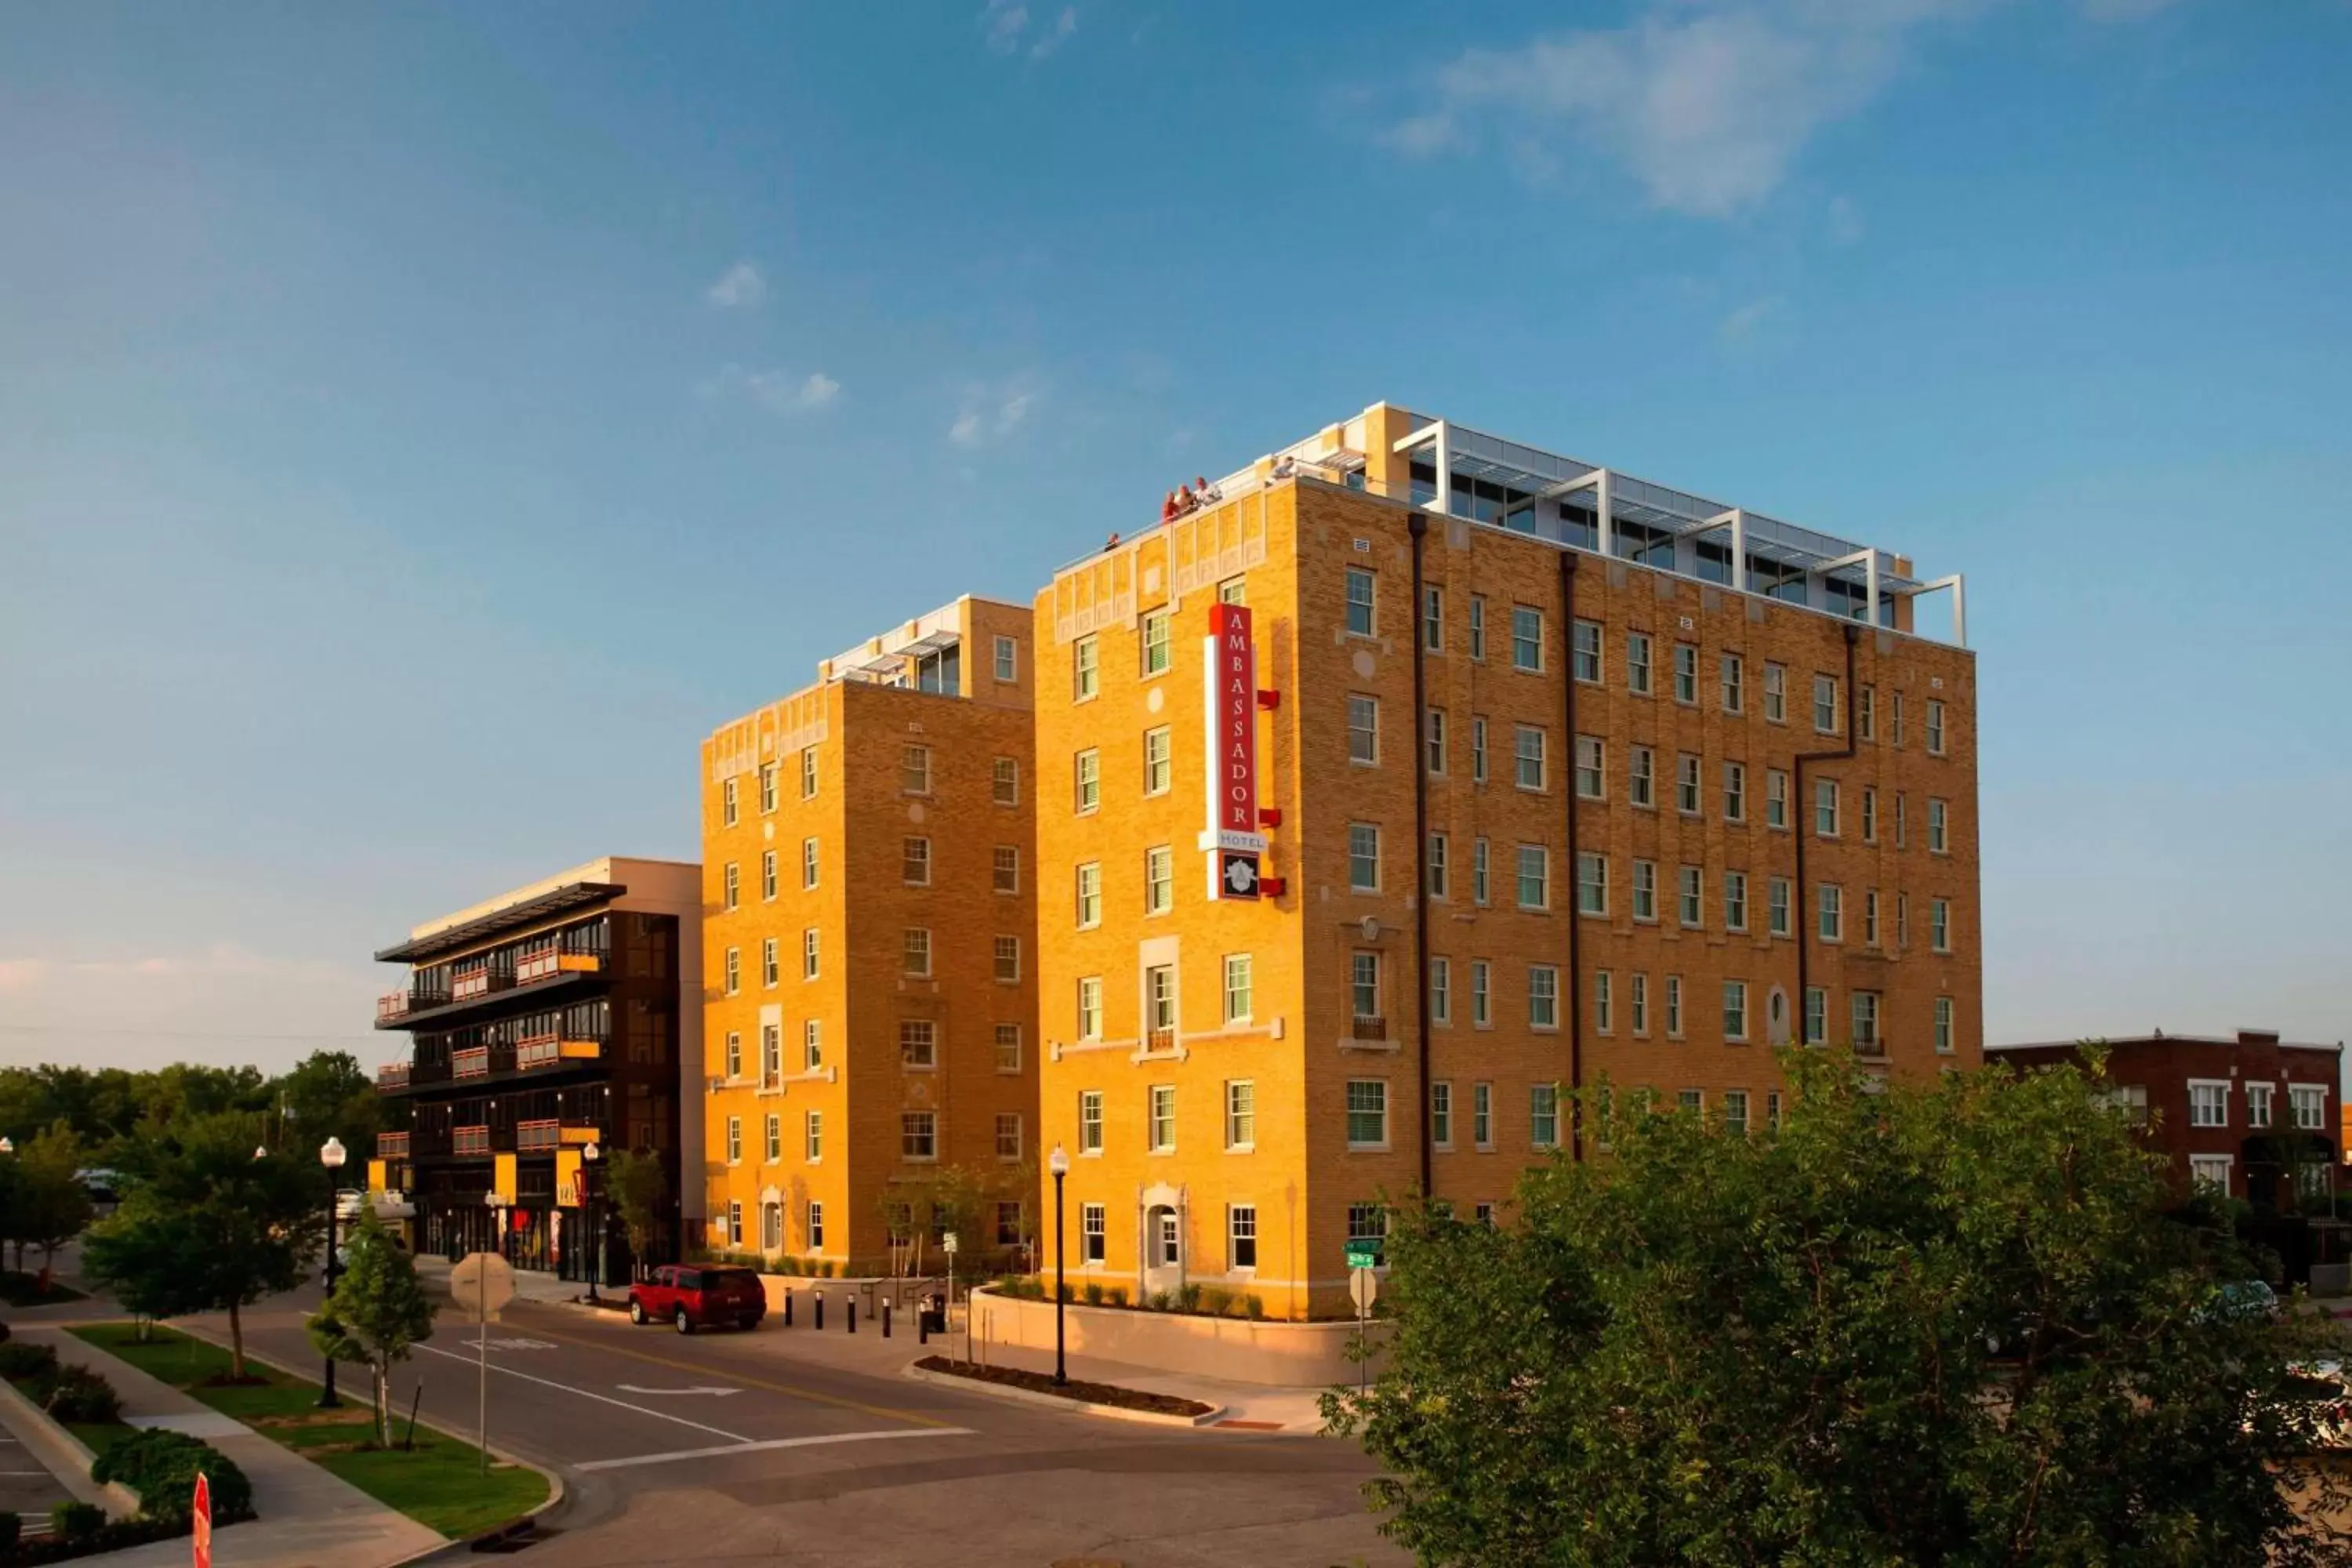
[1345,1243,1381,1270]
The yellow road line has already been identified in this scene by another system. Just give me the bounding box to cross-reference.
[506,1310,956,1430]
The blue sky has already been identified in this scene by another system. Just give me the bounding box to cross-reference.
[2,0,2347,1073]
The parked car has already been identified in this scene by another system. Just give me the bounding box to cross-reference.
[334,1187,368,1221]
[628,1265,767,1334]
[2198,1279,2281,1325]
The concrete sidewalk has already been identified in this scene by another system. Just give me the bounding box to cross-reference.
[24,1325,446,1568]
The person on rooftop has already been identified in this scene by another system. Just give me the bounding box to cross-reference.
[1161,491,1179,523]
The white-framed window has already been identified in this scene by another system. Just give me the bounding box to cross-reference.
[1347,1080,1389,1149]
[1347,1203,1388,1252]
[1628,633,1653,695]
[901,744,931,796]
[994,633,1019,683]
[802,927,822,979]
[724,1030,742,1080]
[1074,633,1100,700]
[1723,1090,1751,1136]
[1723,761,1746,822]
[1573,619,1602,682]
[725,1116,742,1164]
[758,761,778,814]
[1219,575,1247,605]
[1576,851,1606,915]
[1933,996,1955,1054]
[2189,1154,2232,1194]
[1229,1204,1258,1270]
[1896,793,1908,848]
[1629,746,1654,808]
[1859,684,1876,742]
[803,1018,822,1069]
[1892,691,1907,747]
[725,1200,742,1243]
[758,848,779,902]
[724,946,741,996]
[1429,956,1451,1025]
[1766,768,1788,829]
[993,756,1020,806]
[1815,779,1840,837]
[1931,898,1951,953]
[1851,991,1881,1052]
[1144,726,1172,795]
[1721,652,1744,713]
[1149,1084,1177,1151]
[1431,1081,1454,1148]
[1575,735,1603,799]
[1081,1202,1106,1263]
[2292,1084,2328,1131]
[996,1112,1023,1160]
[1529,964,1559,1030]
[764,1113,781,1163]
[1207,952,1248,1025]
[993,845,1021,895]
[1763,662,1786,722]
[902,927,932,977]
[1472,837,1490,906]
[801,746,820,799]
[760,1023,781,1082]
[760,937,779,988]
[1141,609,1171,676]
[1769,877,1791,938]
[1511,605,1544,671]
[1676,753,1701,815]
[1427,831,1450,899]
[1144,963,1176,1036]
[1813,673,1839,734]
[1471,716,1488,783]
[802,1108,824,1163]
[1348,694,1380,764]
[1351,951,1382,1023]
[1472,1081,1494,1148]
[1076,861,1102,928]
[1518,844,1551,910]
[1513,725,1548,791]
[1423,584,1445,652]
[1078,1089,1104,1152]
[2249,1083,2276,1130]
[805,1200,825,1251]
[1665,975,1684,1038]
[1861,787,1878,844]
[1145,845,1174,915]
[1226,1080,1256,1149]
[1349,823,1381,891]
[1926,699,1947,756]
[1632,859,1657,922]
[1679,1089,1703,1115]
[723,861,740,910]
[1470,960,1491,1028]
[1594,969,1613,1033]
[1345,567,1376,636]
[1723,980,1749,1042]
[902,835,931,886]
[1530,1083,1559,1149]
[899,1019,937,1069]
[994,935,1022,984]
[721,777,739,826]
[1076,976,1102,1040]
[1803,986,1827,1046]
[1678,865,1703,929]
[1425,707,1447,775]
[1819,884,1844,942]
[902,1111,937,1161]
[995,1022,1022,1073]
[1075,749,1100,813]
[1630,972,1650,1035]
[1929,798,1950,854]
[1724,871,1748,933]
[1864,889,1881,948]
[1673,643,1698,704]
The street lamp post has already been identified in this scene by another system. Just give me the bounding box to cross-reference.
[581,1142,603,1304]
[1047,1144,1069,1386]
[318,1136,347,1409]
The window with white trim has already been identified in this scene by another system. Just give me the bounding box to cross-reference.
[1511,605,1544,671]
[1345,568,1376,636]
[1226,1080,1255,1149]
[1224,953,1253,1023]
[1144,727,1172,795]
[1349,823,1381,891]
[1348,694,1380,765]
[2292,1084,2328,1131]
[1346,1080,1389,1148]
[1519,844,1551,910]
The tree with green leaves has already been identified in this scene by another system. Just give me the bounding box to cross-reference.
[12,1123,93,1280]
[84,1112,325,1377]
[308,1211,436,1446]
[1328,1050,2352,1566]
[606,1149,667,1279]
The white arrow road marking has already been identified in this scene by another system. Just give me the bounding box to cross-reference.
[576,1428,976,1472]
[412,1342,749,1443]
[615,1385,742,1397]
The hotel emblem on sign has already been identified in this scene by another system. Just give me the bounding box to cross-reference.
[1201,603,1265,898]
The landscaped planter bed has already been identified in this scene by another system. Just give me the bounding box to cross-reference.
[911,1356,1214,1418]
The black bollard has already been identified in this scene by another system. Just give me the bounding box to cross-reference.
[815,1290,826,1331]
[848,1299,858,1334]
[917,1305,928,1345]
[881,1298,891,1338]
[783,1291,793,1328]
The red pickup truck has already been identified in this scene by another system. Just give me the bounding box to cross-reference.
[627,1265,768,1334]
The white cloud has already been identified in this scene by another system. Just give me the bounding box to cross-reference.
[980,0,1077,59]
[1389,1,2176,218]
[1718,295,1792,349]
[704,365,841,416]
[704,260,766,309]
[0,946,379,1073]
[1827,193,1866,245]
[949,383,1037,448]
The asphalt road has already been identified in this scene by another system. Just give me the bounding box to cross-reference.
[219,1283,1407,1568]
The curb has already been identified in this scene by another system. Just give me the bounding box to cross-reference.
[151,1319,567,1552]
[900,1360,1225,1428]
[0,1362,142,1519]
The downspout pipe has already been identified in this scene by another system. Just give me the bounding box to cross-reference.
[1408,514,1435,1199]
[1793,622,1862,1047]
[1560,550,1584,1160]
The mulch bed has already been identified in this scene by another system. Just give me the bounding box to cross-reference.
[913,1356,1213,1418]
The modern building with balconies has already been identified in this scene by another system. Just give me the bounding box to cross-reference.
[371,856,702,1280]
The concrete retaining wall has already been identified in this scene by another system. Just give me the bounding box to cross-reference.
[965,1287,1388,1388]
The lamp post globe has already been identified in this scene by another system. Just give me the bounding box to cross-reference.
[1047,1144,1070,1385]
[0,1137,13,1155]
[315,1137,347,1409]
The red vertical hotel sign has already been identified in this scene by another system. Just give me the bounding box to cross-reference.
[1211,604,1256,836]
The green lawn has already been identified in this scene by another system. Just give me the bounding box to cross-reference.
[69,1323,547,1540]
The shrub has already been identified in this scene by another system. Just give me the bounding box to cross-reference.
[1146,1290,1174,1312]
[0,1511,19,1555]
[1200,1286,1232,1316]
[1081,1283,1104,1306]
[0,1341,58,1381]
[53,1502,103,1541]
[1107,1286,1128,1308]
[1245,1294,1265,1320]
[93,1428,253,1524]
[43,1365,122,1424]
[1177,1283,1204,1314]
[820,1261,836,1278]
[0,1317,12,1343]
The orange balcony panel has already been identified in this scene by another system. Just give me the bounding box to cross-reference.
[556,953,602,973]
[557,1039,602,1060]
